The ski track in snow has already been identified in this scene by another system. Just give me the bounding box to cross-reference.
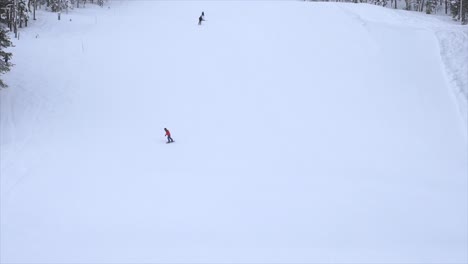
[436,29,468,126]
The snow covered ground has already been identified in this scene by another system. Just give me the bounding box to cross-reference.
[1,1,467,263]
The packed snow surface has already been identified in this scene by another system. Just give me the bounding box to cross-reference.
[1,1,467,263]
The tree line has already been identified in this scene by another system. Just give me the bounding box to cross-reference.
[307,0,467,23]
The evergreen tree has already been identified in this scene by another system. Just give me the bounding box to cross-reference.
[425,0,437,13]
[0,27,12,88]
[49,0,60,12]
[451,0,468,23]
[18,0,29,27]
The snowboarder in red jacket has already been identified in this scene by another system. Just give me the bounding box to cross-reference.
[164,128,174,143]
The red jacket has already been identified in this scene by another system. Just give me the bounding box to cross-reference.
[165,130,171,136]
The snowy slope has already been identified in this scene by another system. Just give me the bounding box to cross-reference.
[1,1,467,263]
[339,3,468,126]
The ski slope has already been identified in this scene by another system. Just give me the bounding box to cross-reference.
[1,1,467,263]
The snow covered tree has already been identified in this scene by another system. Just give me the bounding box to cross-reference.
[48,0,60,12]
[404,0,418,10]
[424,0,437,13]
[61,0,73,14]
[1,0,15,32]
[373,0,388,6]
[450,0,468,23]
[18,0,29,27]
[0,26,12,88]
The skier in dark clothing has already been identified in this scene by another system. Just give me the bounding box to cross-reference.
[198,15,204,25]
[164,128,174,143]
[198,11,206,25]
